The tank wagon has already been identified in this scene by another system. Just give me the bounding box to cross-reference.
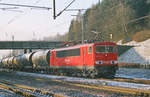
[1,42,118,78]
[13,53,35,71]
[1,57,9,68]
[7,57,14,69]
[31,50,50,72]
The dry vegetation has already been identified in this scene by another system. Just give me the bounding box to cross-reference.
[131,30,150,42]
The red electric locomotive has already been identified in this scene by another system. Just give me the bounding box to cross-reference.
[50,42,118,78]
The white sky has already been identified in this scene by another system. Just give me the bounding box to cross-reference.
[0,0,99,41]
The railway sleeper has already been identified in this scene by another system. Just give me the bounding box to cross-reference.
[0,80,65,97]
[0,83,36,97]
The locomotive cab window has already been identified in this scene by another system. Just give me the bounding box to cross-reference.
[88,46,92,54]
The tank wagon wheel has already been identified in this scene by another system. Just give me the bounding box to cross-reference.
[82,71,88,78]
[89,73,95,78]
[88,70,98,78]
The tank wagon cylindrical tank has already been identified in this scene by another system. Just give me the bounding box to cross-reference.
[1,58,9,68]
[13,52,34,71]
[31,50,50,71]
[7,57,14,69]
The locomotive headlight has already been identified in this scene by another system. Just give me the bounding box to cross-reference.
[95,61,103,64]
[95,61,99,64]
[111,61,118,64]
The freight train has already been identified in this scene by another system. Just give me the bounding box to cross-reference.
[1,42,118,78]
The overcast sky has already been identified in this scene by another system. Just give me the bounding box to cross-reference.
[0,0,99,41]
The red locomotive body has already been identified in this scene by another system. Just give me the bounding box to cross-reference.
[50,42,118,78]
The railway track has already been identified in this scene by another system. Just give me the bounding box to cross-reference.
[3,68,150,85]
[0,80,64,97]
[98,77,150,85]
[53,79,150,97]
[1,71,150,97]
[1,79,150,97]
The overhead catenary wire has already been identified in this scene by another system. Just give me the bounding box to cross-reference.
[0,0,48,40]
[0,3,52,10]
[1,1,149,33]
[0,1,149,23]
[2,0,49,25]
[0,0,76,20]
[0,7,18,10]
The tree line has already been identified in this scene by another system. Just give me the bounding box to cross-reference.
[44,0,150,43]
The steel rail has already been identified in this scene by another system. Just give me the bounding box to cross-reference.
[0,80,64,97]
[98,77,150,85]
[52,79,150,96]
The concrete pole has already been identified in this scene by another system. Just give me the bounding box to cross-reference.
[81,14,84,44]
